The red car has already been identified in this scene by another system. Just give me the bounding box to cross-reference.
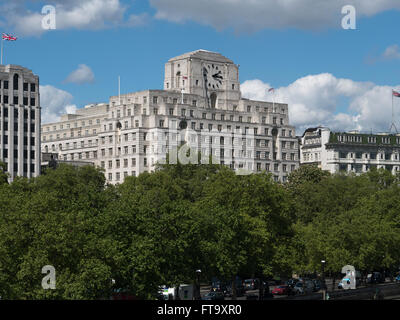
[271,285,290,295]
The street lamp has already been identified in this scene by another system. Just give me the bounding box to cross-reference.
[196,269,202,300]
[321,260,326,300]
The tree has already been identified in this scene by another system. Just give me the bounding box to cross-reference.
[0,164,119,299]
[0,161,9,185]
[193,169,293,299]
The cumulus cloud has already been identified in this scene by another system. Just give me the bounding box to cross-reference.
[64,64,95,84]
[150,0,400,32]
[240,74,400,134]
[0,0,148,36]
[40,85,77,123]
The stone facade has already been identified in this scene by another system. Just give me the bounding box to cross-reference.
[41,50,299,183]
[0,65,41,181]
[300,127,400,174]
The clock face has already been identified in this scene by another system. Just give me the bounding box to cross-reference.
[203,64,224,90]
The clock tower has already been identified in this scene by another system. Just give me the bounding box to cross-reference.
[164,50,241,109]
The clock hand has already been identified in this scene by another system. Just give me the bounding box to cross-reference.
[212,74,223,80]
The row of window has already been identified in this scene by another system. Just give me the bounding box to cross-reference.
[339,151,400,161]
[0,107,36,119]
[0,77,36,92]
[43,128,97,141]
[0,95,36,106]
[60,151,98,161]
[2,135,36,146]
[1,122,36,132]
[0,162,36,174]
[303,152,320,162]
[337,135,400,145]
[2,148,36,159]
[44,119,101,132]
[339,164,400,173]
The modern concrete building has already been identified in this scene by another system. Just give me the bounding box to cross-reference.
[0,65,41,182]
[300,127,400,174]
[41,50,299,183]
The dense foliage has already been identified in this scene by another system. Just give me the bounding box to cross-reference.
[0,161,399,299]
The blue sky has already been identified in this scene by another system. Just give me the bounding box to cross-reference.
[2,0,400,133]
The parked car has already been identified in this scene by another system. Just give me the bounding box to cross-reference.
[286,278,299,288]
[312,279,321,292]
[244,279,259,290]
[211,278,228,294]
[293,280,314,295]
[271,285,291,295]
[366,272,385,284]
[293,282,304,295]
[202,292,225,301]
[225,284,245,297]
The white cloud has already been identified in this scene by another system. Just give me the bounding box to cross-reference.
[240,74,400,134]
[0,0,148,36]
[382,44,400,60]
[65,64,95,84]
[40,85,77,123]
[150,0,400,32]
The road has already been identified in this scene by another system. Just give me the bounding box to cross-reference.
[200,278,397,300]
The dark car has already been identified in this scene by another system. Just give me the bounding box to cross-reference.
[312,279,326,291]
[244,279,259,290]
[366,272,385,284]
[225,284,245,297]
[202,292,225,301]
[286,279,299,288]
[211,279,228,294]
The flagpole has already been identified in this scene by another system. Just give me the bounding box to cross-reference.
[1,38,3,65]
[118,76,121,105]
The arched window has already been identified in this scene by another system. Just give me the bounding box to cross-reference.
[210,93,217,109]
[59,144,63,151]
[13,74,19,90]
[45,145,49,153]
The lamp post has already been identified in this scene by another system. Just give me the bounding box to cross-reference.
[196,269,202,300]
[321,260,326,300]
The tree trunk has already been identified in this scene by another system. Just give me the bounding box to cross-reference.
[258,279,264,300]
[232,276,237,300]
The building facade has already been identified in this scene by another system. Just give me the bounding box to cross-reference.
[300,127,400,174]
[41,50,299,183]
[0,65,41,181]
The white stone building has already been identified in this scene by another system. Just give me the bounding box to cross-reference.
[0,65,41,181]
[300,127,400,174]
[41,50,299,183]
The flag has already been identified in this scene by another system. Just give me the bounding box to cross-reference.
[393,90,400,98]
[2,33,17,41]
[183,76,188,80]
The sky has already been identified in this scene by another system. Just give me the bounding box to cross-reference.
[1,0,400,134]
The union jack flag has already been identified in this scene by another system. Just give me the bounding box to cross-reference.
[393,90,400,98]
[2,33,17,41]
